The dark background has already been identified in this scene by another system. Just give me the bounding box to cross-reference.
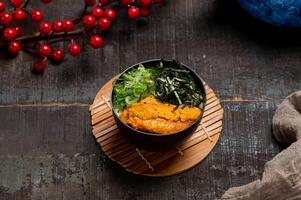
[1,0,300,199]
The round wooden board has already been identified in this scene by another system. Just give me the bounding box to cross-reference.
[89,77,224,177]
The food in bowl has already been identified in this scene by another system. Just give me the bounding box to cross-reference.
[120,96,201,134]
[112,61,204,135]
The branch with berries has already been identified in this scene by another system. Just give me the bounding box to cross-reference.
[0,0,162,74]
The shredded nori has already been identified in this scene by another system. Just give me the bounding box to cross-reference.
[154,61,204,108]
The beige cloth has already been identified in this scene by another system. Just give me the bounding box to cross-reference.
[222,92,301,200]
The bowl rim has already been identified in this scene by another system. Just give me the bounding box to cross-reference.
[110,58,207,137]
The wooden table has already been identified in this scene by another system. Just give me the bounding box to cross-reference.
[0,0,298,199]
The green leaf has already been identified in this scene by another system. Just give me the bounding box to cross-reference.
[112,65,159,113]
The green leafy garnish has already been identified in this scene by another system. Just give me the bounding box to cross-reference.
[112,64,158,113]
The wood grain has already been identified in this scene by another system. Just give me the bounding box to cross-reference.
[0,0,290,199]
[0,102,280,199]
[0,0,299,105]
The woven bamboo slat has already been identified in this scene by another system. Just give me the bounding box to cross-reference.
[90,77,224,176]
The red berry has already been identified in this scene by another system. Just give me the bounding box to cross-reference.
[40,0,51,3]
[68,43,81,56]
[0,12,13,26]
[8,40,21,54]
[3,27,17,41]
[62,19,74,32]
[89,35,103,48]
[140,7,150,17]
[128,6,140,19]
[98,17,111,30]
[84,0,96,6]
[121,0,132,6]
[39,21,52,35]
[9,0,23,8]
[31,10,43,22]
[0,1,6,12]
[15,26,22,36]
[140,0,152,7]
[32,59,47,74]
[52,20,63,32]
[104,8,116,21]
[52,48,64,62]
[82,15,96,29]
[13,9,26,22]
[91,6,104,18]
[38,44,52,57]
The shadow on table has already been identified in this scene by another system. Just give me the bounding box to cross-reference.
[106,156,170,180]
[205,0,301,47]
[104,158,178,198]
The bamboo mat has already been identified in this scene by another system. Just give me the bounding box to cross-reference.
[90,78,224,176]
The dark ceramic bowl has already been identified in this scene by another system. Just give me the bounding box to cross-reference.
[110,59,206,151]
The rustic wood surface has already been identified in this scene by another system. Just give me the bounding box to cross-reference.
[0,0,298,199]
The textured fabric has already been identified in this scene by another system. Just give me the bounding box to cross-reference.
[273,92,301,144]
[222,91,301,200]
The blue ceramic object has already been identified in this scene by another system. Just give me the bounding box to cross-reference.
[238,0,301,27]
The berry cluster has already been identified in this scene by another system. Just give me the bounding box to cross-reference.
[0,0,162,74]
